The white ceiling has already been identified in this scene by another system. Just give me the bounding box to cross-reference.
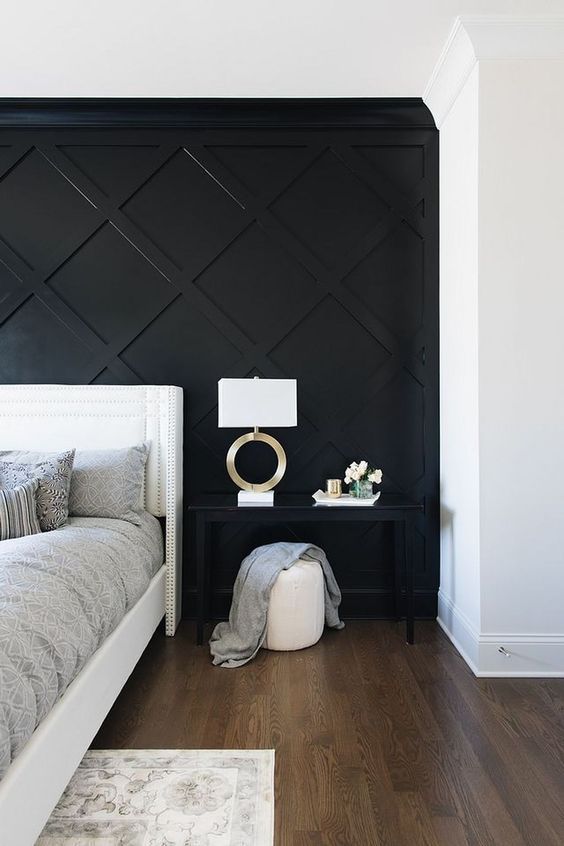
[2,0,563,97]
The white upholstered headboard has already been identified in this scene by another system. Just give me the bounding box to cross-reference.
[0,384,183,635]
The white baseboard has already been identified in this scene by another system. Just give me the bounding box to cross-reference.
[437,591,480,673]
[437,590,564,677]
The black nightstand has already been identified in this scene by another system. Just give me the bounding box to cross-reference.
[187,494,423,646]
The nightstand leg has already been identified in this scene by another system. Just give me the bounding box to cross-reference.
[404,516,415,644]
[205,524,213,627]
[196,514,206,645]
[393,520,403,621]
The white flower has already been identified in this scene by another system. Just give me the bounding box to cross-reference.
[345,462,359,482]
[345,460,381,487]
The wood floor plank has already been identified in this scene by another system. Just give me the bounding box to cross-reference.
[431,815,470,846]
[346,682,405,844]
[93,621,564,845]
[396,790,442,846]
[337,765,389,845]
[433,641,564,845]
[309,741,353,844]
[405,640,528,846]
[293,834,323,846]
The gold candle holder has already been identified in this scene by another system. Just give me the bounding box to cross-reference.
[326,479,342,498]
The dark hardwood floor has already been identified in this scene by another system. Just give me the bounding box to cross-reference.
[93,621,564,845]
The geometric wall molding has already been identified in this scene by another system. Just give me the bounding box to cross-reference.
[0,99,439,618]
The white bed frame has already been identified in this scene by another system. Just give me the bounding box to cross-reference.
[0,384,183,846]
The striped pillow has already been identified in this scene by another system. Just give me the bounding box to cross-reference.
[0,479,41,541]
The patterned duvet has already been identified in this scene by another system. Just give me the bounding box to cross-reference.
[0,512,163,780]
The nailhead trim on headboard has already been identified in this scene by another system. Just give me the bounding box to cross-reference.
[0,384,183,635]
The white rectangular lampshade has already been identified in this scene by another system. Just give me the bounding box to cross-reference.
[218,378,297,428]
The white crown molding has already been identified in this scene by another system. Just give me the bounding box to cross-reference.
[424,15,564,127]
[423,19,477,129]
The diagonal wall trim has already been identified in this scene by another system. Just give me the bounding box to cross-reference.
[0,99,439,617]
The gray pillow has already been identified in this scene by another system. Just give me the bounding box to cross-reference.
[0,479,42,540]
[69,443,149,525]
[0,449,75,531]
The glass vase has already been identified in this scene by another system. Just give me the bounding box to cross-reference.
[349,479,373,499]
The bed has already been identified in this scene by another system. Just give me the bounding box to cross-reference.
[0,384,183,846]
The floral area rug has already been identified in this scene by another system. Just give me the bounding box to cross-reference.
[37,749,275,846]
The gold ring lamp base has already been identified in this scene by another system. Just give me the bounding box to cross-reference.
[218,376,297,507]
[226,428,287,506]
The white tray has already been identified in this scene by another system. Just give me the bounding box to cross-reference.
[312,490,381,506]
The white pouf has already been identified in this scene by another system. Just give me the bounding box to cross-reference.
[264,558,325,651]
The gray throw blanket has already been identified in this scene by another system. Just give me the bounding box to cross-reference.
[209,542,344,668]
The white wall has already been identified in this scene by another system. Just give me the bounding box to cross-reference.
[478,58,564,638]
[427,19,564,675]
[438,65,482,668]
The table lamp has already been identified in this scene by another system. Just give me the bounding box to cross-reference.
[218,376,297,505]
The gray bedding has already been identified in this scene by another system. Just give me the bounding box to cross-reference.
[0,512,163,781]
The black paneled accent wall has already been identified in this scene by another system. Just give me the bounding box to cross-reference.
[0,99,439,619]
